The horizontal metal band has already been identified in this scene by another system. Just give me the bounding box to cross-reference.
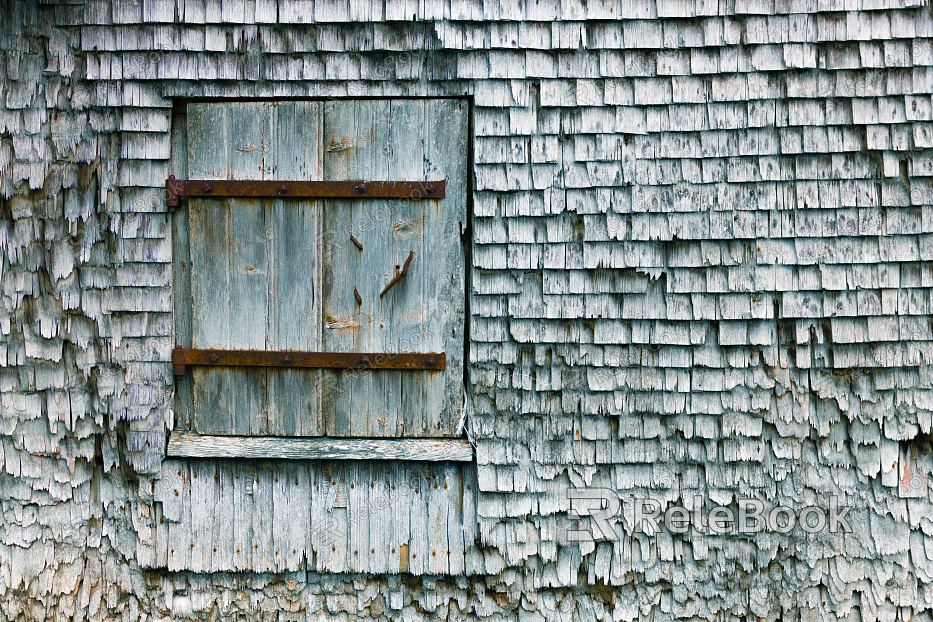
[172,346,445,376]
[167,432,473,462]
[166,176,445,206]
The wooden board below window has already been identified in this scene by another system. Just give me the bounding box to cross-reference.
[143,459,480,575]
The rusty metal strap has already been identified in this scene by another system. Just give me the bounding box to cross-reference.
[172,346,445,376]
[166,176,445,207]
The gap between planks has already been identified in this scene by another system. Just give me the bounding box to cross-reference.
[167,432,474,462]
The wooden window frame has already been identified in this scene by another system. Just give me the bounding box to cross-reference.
[168,98,473,463]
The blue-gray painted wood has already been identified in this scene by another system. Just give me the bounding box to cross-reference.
[177,100,463,438]
[321,99,467,437]
[171,107,194,432]
[182,102,324,436]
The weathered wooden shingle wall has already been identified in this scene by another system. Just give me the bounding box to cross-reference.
[2,0,933,619]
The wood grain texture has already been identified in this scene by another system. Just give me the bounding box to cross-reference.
[11,3,933,617]
[321,99,467,437]
[167,432,474,462]
[153,459,478,574]
[177,100,465,439]
[182,102,324,436]
[162,99,477,577]
[170,108,194,432]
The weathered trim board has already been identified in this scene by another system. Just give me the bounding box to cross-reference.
[146,459,480,575]
[167,432,474,462]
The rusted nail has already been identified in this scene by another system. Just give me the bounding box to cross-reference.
[277,185,289,195]
[354,287,362,306]
[349,234,363,251]
[282,355,293,365]
[427,356,436,366]
[360,355,370,365]
[201,185,213,193]
[208,354,219,363]
[354,183,367,194]
[379,250,416,298]
[425,186,435,195]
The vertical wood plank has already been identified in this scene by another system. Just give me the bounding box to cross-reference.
[272,462,309,570]
[384,101,428,437]
[210,461,235,571]
[461,464,481,575]
[368,464,391,573]
[313,462,350,573]
[187,460,213,571]
[445,463,466,575]
[265,102,325,436]
[250,464,275,570]
[308,464,326,572]
[428,466,450,574]
[232,461,254,571]
[171,107,194,431]
[388,461,412,574]
[407,464,429,575]
[347,462,368,572]
[165,461,192,571]
[186,104,232,434]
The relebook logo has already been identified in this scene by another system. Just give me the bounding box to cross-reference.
[564,488,853,543]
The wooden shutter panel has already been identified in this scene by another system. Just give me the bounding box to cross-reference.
[176,102,325,436]
[174,99,466,439]
[320,99,467,437]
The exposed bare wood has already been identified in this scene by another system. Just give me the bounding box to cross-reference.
[10,3,933,616]
[167,432,474,462]
[322,99,467,437]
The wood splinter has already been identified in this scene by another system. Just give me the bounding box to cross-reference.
[380,251,415,298]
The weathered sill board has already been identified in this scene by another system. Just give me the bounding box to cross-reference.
[167,432,474,462]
